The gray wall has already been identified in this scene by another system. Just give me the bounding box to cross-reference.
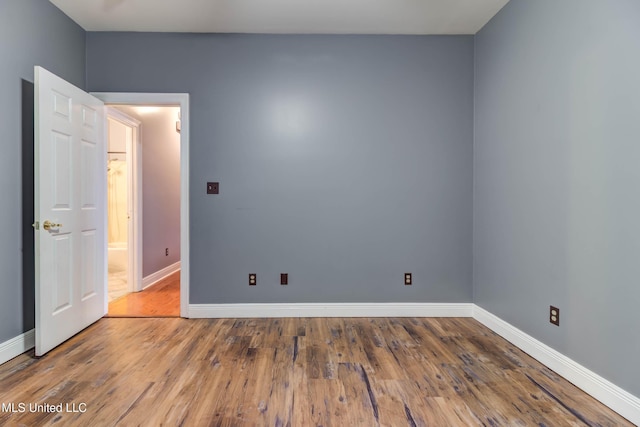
[87,34,474,303]
[474,0,640,396]
[0,0,85,343]
[114,106,182,277]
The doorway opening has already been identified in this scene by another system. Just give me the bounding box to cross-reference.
[106,104,182,317]
[92,92,190,319]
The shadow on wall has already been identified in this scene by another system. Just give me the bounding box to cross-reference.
[22,79,35,332]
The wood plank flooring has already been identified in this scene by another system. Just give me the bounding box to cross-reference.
[107,271,180,317]
[0,317,633,426]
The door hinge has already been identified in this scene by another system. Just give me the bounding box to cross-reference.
[32,221,39,230]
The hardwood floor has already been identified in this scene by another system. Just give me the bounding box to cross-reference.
[0,317,632,426]
[107,271,180,317]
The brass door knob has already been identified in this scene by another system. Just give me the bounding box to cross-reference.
[43,220,62,231]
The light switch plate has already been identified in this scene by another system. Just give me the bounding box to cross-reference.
[207,182,219,194]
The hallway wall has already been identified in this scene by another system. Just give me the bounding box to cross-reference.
[115,106,181,277]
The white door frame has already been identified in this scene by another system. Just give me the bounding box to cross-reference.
[93,93,190,318]
[106,107,142,293]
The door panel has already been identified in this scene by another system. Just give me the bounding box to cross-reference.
[81,230,98,300]
[52,235,72,314]
[52,131,72,208]
[35,66,106,356]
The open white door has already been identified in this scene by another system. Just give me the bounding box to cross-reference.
[34,66,106,356]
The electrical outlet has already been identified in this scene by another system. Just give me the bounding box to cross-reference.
[404,273,412,285]
[280,273,288,285]
[165,248,169,256]
[249,274,257,286]
[550,306,560,326]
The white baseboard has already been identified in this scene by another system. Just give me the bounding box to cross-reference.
[142,261,181,290]
[0,329,35,365]
[188,302,473,319]
[473,305,640,425]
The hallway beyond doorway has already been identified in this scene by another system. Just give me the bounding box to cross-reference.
[107,271,180,317]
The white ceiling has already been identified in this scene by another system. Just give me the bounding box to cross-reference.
[49,0,509,35]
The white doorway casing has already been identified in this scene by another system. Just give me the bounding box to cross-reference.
[93,93,190,318]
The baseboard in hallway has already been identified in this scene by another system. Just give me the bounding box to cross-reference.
[107,270,180,317]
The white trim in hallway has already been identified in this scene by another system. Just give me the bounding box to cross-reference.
[143,262,181,290]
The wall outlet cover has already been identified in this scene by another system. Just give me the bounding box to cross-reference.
[207,182,219,194]
[550,306,560,326]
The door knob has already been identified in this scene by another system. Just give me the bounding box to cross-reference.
[43,220,62,231]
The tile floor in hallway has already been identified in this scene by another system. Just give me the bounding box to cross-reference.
[108,267,128,302]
